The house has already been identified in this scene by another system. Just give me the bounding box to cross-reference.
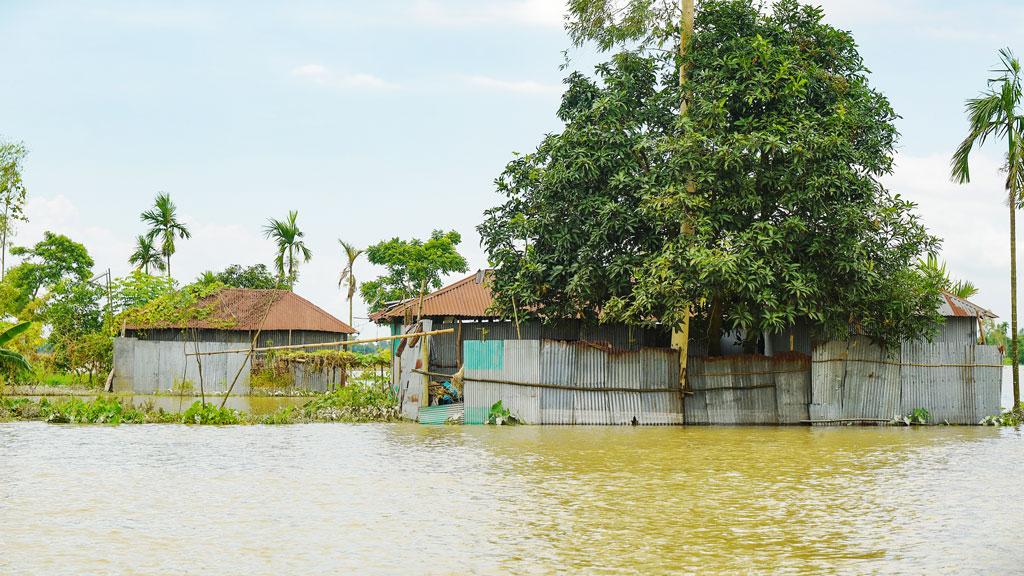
[113,288,356,394]
[379,270,1003,426]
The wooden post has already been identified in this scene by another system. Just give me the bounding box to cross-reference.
[420,319,432,409]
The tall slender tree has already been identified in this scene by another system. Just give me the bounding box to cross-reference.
[128,234,165,275]
[140,192,191,278]
[263,210,311,288]
[951,47,1024,407]
[337,240,363,327]
[0,140,28,281]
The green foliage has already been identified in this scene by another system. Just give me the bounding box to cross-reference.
[117,281,230,329]
[917,254,978,299]
[486,400,518,425]
[263,210,311,288]
[195,264,281,290]
[42,280,111,381]
[40,396,147,424]
[258,406,296,425]
[181,401,241,425]
[141,192,191,278]
[109,271,177,315]
[360,230,468,312]
[301,381,399,422]
[128,234,166,275]
[0,321,32,376]
[482,0,943,347]
[901,408,932,426]
[980,404,1024,426]
[4,232,94,314]
[338,240,364,325]
[0,139,29,272]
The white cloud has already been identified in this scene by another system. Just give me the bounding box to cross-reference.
[884,151,1015,317]
[411,0,564,28]
[16,195,132,279]
[814,0,1024,42]
[464,75,561,95]
[290,64,399,91]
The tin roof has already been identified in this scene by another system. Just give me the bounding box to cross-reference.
[370,270,496,322]
[127,287,356,333]
[940,292,996,319]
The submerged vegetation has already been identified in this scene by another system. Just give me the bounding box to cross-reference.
[0,379,399,425]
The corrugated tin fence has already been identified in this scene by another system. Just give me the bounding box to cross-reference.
[810,337,1002,424]
[463,339,683,425]
[113,337,251,394]
[685,353,811,424]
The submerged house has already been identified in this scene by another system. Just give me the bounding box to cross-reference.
[377,271,1003,426]
[113,288,356,394]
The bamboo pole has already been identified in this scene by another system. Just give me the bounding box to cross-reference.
[185,328,456,357]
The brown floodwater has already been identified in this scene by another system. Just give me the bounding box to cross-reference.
[0,422,1021,575]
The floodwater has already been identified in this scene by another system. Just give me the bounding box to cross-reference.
[1,422,1022,575]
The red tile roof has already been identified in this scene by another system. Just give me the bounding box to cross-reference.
[370,270,496,322]
[127,288,356,333]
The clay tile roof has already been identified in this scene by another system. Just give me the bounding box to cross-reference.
[939,292,996,319]
[370,270,496,323]
[128,288,356,333]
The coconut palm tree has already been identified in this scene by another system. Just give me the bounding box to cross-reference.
[140,192,191,279]
[128,234,166,275]
[263,210,312,288]
[337,240,363,327]
[951,47,1024,407]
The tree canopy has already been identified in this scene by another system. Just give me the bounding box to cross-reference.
[480,0,943,346]
[360,230,468,312]
[196,264,280,290]
[3,232,94,315]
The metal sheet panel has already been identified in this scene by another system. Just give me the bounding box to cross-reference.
[775,354,811,424]
[810,340,848,422]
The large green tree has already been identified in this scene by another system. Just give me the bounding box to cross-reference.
[263,210,312,288]
[360,230,468,313]
[951,47,1024,406]
[3,232,94,315]
[0,139,28,282]
[141,192,191,278]
[481,0,943,349]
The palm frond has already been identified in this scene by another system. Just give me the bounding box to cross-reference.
[0,321,31,347]
[0,349,31,374]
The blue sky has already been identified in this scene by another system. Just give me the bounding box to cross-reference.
[1,0,1022,334]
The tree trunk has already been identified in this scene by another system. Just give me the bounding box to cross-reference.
[349,295,354,328]
[707,294,723,356]
[671,0,696,391]
[1,199,10,281]
[1012,192,1020,406]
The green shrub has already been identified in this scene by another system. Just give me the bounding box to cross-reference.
[301,381,398,422]
[980,403,1024,426]
[40,396,146,424]
[180,401,240,425]
[487,400,518,425]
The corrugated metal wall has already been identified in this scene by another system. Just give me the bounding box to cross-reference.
[113,337,251,394]
[810,337,1002,424]
[685,353,811,424]
[463,339,682,425]
[124,328,347,349]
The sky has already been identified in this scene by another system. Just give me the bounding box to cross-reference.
[0,0,1022,336]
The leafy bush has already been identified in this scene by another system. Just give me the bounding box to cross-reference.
[180,401,241,425]
[902,408,931,426]
[39,396,146,424]
[980,404,1024,426]
[301,381,398,422]
[487,400,518,425]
